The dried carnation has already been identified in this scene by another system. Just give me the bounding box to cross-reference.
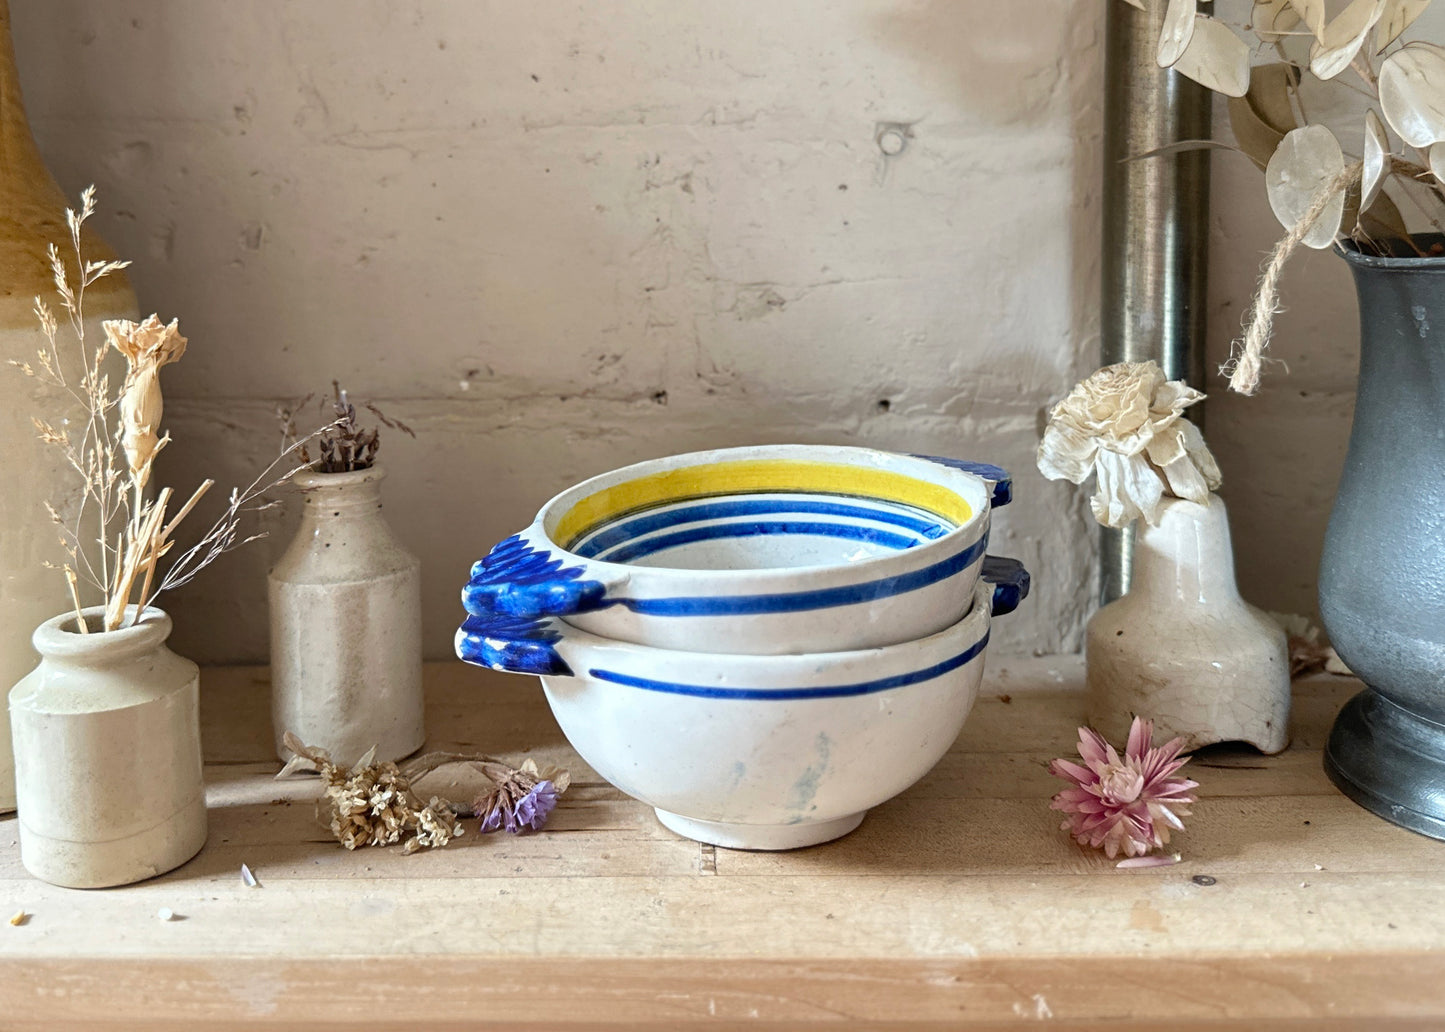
[104,315,188,478]
[1037,361,1221,529]
[1049,716,1198,861]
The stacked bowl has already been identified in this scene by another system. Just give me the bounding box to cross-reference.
[456,445,1028,849]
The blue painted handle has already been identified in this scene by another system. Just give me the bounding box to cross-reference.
[911,455,1012,508]
[463,534,615,619]
[455,613,574,677]
[981,556,1030,617]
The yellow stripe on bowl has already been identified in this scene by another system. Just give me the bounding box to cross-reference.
[554,459,975,549]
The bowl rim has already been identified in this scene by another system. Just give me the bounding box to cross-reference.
[526,444,993,585]
[548,576,993,680]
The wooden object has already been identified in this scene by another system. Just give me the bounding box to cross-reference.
[0,656,1441,1029]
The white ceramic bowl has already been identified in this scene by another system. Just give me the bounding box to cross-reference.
[462,445,1011,655]
[456,572,1023,849]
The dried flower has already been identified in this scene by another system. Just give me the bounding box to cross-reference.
[278,734,566,853]
[404,798,466,855]
[105,315,187,478]
[19,189,337,633]
[280,381,415,474]
[474,758,569,835]
[1268,612,1353,678]
[1037,361,1221,529]
[1049,716,1198,861]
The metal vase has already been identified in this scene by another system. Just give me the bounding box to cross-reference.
[1321,242,1445,839]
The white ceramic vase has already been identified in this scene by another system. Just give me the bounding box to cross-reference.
[1086,495,1290,754]
[0,0,137,813]
[9,606,207,888]
[268,465,424,765]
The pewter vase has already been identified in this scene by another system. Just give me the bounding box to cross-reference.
[268,465,424,765]
[9,606,207,887]
[1086,495,1291,754]
[1321,243,1445,839]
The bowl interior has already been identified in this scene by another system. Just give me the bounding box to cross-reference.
[570,491,955,571]
[547,455,978,573]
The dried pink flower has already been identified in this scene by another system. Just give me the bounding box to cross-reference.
[1049,717,1198,860]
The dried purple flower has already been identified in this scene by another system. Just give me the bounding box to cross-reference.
[474,759,569,835]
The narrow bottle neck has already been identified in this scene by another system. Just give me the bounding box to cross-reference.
[294,466,387,519]
[1127,495,1240,604]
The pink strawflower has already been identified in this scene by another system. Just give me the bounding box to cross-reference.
[1049,716,1198,860]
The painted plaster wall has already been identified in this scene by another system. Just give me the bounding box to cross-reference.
[12,1,1107,664]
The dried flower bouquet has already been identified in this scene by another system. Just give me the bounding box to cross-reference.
[13,188,333,633]
[278,733,570,853]
[277,381,414,474]
[1122,0,1445,392]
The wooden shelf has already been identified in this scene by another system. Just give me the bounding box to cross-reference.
[1,657,1442,1029]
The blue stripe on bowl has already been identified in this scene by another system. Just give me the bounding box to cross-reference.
[585,630,989,700]
[595,519,925,564]
[616,534,987,616]
[573,497,948,558]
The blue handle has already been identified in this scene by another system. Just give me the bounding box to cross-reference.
[911,455,1012,508]
[981,556,1030,617]
[455,612,574,677]
[462,534,612,619]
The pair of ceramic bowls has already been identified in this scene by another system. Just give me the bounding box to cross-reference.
[456,445,1028,850]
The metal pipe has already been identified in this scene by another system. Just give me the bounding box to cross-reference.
[1099,0,1212,604]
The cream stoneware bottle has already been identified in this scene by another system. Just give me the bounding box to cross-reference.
[269,465,424,765]
[10,606,207,887]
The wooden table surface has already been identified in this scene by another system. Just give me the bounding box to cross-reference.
[0,656,1441,1030]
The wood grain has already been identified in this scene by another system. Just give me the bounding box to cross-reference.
[0,657,1441,1029]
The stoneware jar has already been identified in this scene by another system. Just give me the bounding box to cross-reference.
[269,465,424,766]
[1086,495,1290,754]
[9,606,207,888]
[0,0,136,812]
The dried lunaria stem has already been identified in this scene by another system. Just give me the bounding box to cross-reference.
[1222,162,1365,396]
[16,188,339,633]
[277,732,569,853]
[1127,0,1445,394]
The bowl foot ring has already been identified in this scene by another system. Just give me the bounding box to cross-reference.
[654,809,865,851]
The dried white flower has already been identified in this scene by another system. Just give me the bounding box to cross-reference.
[1037,361,1221,529]
[104,315,187,479]
[404,798,465,854]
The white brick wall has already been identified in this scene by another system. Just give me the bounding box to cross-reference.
[15,1,1112,661]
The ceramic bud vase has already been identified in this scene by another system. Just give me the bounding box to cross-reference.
[269,465,424,765]
[0,0,137,812]
[1086,495,1290,754]
[9,606,207,887]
